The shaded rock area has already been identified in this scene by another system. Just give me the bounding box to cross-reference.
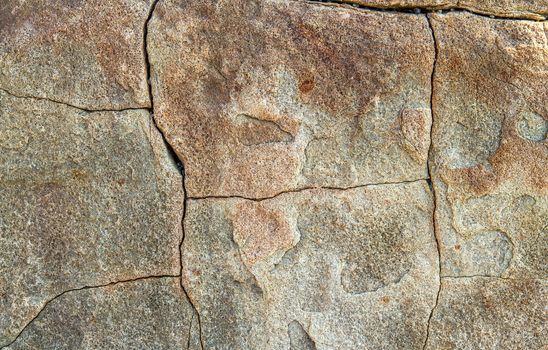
[0,0,546,349]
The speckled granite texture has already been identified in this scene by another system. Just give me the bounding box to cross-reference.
[1,0,546,349]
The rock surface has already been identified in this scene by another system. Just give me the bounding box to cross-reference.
[4,277,200,349]
[0,91,183,346]
[182,181,438,349]
[333,0,547,20]
[429,13,547,279]
[0,0,152,110]
[0,0,546,349]
[148,0,434,198]
[425,277,547,350]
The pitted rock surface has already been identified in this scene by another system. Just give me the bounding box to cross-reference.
[429,13,547,279]
[1,0,546,349]
[148,0,434,198]
[0,91,183,346]
[0,0,152,109]
[337,0,547,20]
[181,182,438,349]
[424,277,547,350]
[3,278,200,350]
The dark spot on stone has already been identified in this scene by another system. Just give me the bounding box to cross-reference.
[299,77,315,94]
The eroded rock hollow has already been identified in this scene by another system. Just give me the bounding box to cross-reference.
[1,0,546,349]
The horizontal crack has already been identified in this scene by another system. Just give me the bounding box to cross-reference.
[0,87,149,113]
[0,275,180,349]
[302,0,547,21]
[188,178,429,202]
[441,275,541,280]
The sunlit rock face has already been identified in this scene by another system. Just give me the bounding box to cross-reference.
[0,0,545,349]
[148,0,434,198]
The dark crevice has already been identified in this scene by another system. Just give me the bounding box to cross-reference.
[0,275,179,349]
[143,1,204,349]
[0,87,147,113]
[422,15,442,350]
[302,0,547,21]
[187,313,194,350]
[188,178,430,202]
[442,275,526,280]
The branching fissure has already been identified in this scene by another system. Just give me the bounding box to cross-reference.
[0,275,179,349]
[143,1,204,349]
[303,0,547,21]
[422,15,442,350]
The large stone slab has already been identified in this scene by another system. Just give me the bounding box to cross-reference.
[0,0,152,110]
[328,0,547,20]
[182,181,438,349]
[148,0,434,198]
[425,277,547,349]
[4,277,200,349]
[0,91,183,346]
[429,13,547,279]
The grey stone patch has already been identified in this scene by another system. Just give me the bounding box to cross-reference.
[0,91,183,346]
[4,278,197,350]
[516,112,547,142]
[182,181,438,349]
[425,277,547,349]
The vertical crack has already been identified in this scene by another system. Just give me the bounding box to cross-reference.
[143,1,204,349]
[423,14,442,350]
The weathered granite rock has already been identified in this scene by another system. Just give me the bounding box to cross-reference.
[0,91,183,346]
[148,0,434,198]
[0,0,152,110]
[429,13,547,279]
[425,277,547,349]
[4,277,200,349]
[182,181,438,349]
[328,0,547,20]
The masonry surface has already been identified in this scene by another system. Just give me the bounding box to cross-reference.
[0,0,546,349]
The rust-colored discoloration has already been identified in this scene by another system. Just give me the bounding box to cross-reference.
[149,0,434,198]
[229,201,294,267]
[0,0,151,109]
[298,76,315,95]
[431,13,547,280]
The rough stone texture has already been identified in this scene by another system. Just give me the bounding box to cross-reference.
[429,13,547,279]
[0,0,152,110]
[4,277,200,350]
[148,0,434,198]
[182,181,438,349]
[0,91,183,346]
[1,0,547,349]
[425,277,547,350]
[332,0,548,20]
